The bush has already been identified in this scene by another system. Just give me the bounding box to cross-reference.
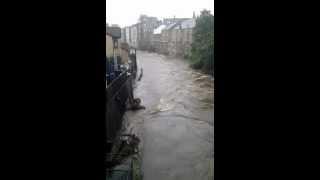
[191,60,203,69]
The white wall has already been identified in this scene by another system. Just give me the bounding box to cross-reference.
[130,26,138,48]
[125,28,130,44]
[106,35,114,57]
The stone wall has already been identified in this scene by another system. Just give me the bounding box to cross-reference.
[106,34,114,57]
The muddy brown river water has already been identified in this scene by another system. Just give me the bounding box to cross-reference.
[123,51,214,180]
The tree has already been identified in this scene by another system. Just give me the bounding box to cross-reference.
[138,15,147,22]
[190,10,214,74]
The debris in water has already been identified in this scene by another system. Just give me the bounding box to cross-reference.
[127,98,146,111]
[138,68,143,81]
[156,98,174,112]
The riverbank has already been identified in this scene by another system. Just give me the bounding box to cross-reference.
[145,50,214,76]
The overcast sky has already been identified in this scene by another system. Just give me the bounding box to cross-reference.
[106,0,214,28]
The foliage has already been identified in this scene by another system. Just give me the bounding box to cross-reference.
[189,10,214,74]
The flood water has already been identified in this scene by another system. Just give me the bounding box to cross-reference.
[123,51,214,180]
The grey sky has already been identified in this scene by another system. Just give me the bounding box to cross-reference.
[106,0,214,28]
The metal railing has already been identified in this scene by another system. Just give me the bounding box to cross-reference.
[106,48,137,152]
[106,169,132,180]
[106,71,134,143]
[106,76,129,142]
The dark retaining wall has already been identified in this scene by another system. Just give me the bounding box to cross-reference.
[106,72,132,145]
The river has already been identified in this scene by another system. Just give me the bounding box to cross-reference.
[123,51,214,180]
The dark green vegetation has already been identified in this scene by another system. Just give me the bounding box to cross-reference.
[189,10,214,75]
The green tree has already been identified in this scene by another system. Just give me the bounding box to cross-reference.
[190,10,214,74]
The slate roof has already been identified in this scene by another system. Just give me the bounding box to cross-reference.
[153,25,166,34]
[173,19,196,29]
[163,22,180,30]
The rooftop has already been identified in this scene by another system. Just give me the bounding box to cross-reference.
[106,26,121,38]
[163,22,180,30]
[153,25,166,34]
[174,18,196,29]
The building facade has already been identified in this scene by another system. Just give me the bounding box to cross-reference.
[115,14,197,58]
[151,24,166,52]
[119,42,129,65]
[165,18,196,57]
[120,28,126,43]
[106,33,114,58]
[130,24,138,48]
[138,15,161,50]
[177,18,195,57]
[160,22,180,55]
[125,27,131,45]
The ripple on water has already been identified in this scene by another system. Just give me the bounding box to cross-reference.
[134,52,214,179]
[148,98,175,115]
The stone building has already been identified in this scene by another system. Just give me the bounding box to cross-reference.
[106,26,122,85]
[165,17,196,57]
[163,17,189,26]
[137,15,161,50]
[159,23,180,55]
[106,26,121,59]
[175,18,196,57]
[117,14,197,57]
[106,32,114,58]
[119,42,129,65]
[151,24,166,52]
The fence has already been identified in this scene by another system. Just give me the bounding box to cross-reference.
[106,71,132,142]
[107,56,123,85]
[106,75,127,144]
